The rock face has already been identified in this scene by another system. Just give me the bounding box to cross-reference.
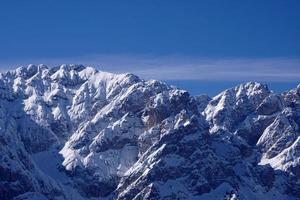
[0,65,299,200]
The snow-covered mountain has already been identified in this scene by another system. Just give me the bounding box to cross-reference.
[0,64,300,200]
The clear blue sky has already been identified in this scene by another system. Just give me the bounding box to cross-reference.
[0,0,299,95]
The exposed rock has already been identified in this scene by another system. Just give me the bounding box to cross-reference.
[0,65,299,200]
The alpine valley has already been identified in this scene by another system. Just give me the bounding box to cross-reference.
[1,64,300,200]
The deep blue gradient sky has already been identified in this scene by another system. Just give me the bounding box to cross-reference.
[0,0,299,96]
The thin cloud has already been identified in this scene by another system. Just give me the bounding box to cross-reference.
[0,54,299,82]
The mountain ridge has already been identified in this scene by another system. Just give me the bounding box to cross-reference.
[0,64,299,200]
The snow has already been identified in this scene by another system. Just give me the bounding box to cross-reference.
[14,192,49,200]
[1,65,300,200]
[32,147,69,182]
[32,147,90,200]
[157,179,190,199]
[60,144,84,171]
[259,136,300,172]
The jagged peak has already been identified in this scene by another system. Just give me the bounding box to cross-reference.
[50,64,86,73]
[212,81,270,101]
[1,65,150,87]
[3,64,47,79]
[209,82,270,107]
[145,79,170,90]
[239,81,269,92]
[295,84,300,96]
[233,81,269,94]
[8,65,144,89]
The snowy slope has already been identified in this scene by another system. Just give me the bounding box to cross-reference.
[0,65,300,200]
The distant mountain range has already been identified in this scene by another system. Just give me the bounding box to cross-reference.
[1,65,300,200]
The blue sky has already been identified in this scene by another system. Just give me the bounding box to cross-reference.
[0,0,299,95]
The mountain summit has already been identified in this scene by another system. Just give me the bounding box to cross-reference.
[1,65,300,200]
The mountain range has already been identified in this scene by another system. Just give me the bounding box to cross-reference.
[1,64,300,200]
